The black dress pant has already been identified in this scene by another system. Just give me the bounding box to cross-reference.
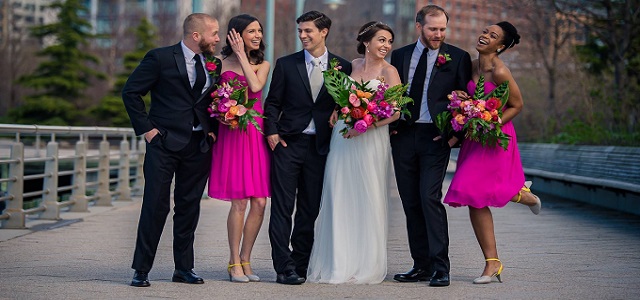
[132,131,211,272]
[390,122,451,273]
[268,134,327,275]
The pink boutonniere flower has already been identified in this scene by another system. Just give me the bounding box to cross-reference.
[204,55,221,79]
[436,53,451,67]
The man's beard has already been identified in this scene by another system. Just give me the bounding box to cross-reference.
[199,40,214,56]
[421,32,444,50]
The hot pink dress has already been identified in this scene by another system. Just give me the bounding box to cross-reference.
[443,81,524,208]
[208,71,271,200]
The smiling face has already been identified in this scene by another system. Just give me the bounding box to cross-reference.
[476,25,504,54]
[417,13,447,50]
[365,29,393,60]
[242,20,263,52]
[298,21,328,57]
[198,19,220,56]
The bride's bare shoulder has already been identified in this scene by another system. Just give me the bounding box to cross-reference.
[382,63,401,85]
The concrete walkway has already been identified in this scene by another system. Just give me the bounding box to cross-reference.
[1,175,639,299]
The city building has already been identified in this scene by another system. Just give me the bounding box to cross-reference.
[0,0,56,46]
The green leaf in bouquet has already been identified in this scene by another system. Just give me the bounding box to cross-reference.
[246,110,265,135]
[322,58,352,107]
[231,86,246,100]
[384,84,413,106]
[353,79,375,92]
[244,97,259,109]
[473,75,486,100]
[436,110,452,134]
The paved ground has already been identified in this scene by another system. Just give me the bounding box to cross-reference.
[1,173,640,299]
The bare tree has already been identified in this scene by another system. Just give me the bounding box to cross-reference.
[554,0,640,132]
[0,1,39,118]
[487,0,583,138]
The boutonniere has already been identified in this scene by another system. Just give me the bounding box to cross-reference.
[204,55,221,79]
[329,57,342,71]
[436,53,451,67]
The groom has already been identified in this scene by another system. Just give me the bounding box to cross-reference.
[264,10,351,285]
[390,5,471,287]
[122,13,221,287]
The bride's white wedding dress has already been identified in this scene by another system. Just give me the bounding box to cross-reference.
[307,79,390,284]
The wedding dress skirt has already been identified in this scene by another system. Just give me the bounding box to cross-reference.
[307,82,391,284]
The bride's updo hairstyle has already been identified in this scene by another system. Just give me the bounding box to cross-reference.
[356,21,394,55]
[221,14,265,64]
[495,21,520,54]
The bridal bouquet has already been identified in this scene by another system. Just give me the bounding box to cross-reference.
[435,76,510,150]
[323,58,413,136]
[208,78,264,134]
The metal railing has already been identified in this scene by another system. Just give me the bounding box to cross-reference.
[0,124,145,229]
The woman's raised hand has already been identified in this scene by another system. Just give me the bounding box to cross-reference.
[228,29,245,55]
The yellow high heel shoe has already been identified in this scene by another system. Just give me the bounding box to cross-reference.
[228,263,249,283]
[241,262,260,282]
[473,258,503,284]
[516,181,542,215]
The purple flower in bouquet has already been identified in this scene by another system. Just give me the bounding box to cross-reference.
[451,117,464,131]
[373,101,394,119]
[217,99,231,113]
[374,82,387,101]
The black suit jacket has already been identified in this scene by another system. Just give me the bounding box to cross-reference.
[263,51,351,155]
[122,42,221,152]
[390,42,471,126]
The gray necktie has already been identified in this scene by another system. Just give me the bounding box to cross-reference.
[310,58,323,101]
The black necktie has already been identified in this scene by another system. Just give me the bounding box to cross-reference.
[192,54,205,127]
[407,48,429,124]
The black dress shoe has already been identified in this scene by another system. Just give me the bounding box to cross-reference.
[172,269,204,284]
[393,268,431,282]
[276,270,305,285]
[429,271,450,287]
[131,271,150,287]
[295,268,308,280]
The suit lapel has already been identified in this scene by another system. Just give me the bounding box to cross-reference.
[402,44,415,83]
[173,44,192,93]
[295,51,313,99]
[428,43,449,88]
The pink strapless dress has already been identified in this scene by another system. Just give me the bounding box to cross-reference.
[443,81,524,208]
[207,71,271,200]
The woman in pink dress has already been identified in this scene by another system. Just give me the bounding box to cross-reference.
[443,21,541,284]
[208,14,270,283]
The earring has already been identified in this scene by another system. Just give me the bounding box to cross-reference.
[365,44,370,53]
[367,47,370,53]
[497,49,501,53]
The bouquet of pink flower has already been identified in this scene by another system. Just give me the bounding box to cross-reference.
[208,78,264,134]
[435,76,510,150]
[323,58,413,136]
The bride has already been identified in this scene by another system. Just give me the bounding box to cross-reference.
[306,21,401,284]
